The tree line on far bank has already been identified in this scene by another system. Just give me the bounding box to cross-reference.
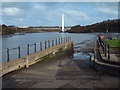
[1,24,58,35]
[2,24,16,34]
[1,19,119,35]
[67,19,120,33]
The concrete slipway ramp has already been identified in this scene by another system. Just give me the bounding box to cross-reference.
[2,52,119,88]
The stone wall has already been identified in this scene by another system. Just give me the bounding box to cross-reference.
[0,41,74,76]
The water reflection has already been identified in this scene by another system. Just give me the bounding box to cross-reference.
[72,52,90,61]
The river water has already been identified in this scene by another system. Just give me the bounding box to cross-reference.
[0,32,98,62]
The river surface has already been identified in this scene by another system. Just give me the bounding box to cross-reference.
[0,32,111,62]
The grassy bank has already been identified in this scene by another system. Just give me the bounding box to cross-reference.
[104,39,120,47]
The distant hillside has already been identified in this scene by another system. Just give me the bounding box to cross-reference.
[1,24,16,35]
[67,19,120,33]
[1,25,58,35]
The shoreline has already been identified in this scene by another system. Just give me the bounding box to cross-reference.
[0,31,59,35]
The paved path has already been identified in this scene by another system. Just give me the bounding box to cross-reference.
[101,53,120,63]
[2,55,119,88]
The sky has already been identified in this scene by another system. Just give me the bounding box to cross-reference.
[1,2,119,27]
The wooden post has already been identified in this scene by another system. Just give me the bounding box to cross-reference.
[7,48,9,62]
[40,42,42,50]
[27,44,29,55]
[34,43,36,52]
[18,46,20,58]
[45,41,47,49]
[52,40,54,46]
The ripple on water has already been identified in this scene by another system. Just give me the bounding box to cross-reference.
[72,52,90,61]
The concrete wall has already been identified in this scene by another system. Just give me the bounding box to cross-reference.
[0,41,74,76]
[91,41,120,77]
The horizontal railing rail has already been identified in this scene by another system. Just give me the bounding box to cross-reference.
[98,35,110,60]
[1,37,71,62]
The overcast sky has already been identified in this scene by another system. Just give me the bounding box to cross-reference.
[1,2,118,26]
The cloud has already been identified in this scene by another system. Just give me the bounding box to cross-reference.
[0,8,2,16]
[96,3,118,17]
[3,7,22,16]
[62,9,90,21]
[2,0,120,2]
[2,2,118,26]
[14,18,24,22]
[98,7,118,16]
[33,4,46,11]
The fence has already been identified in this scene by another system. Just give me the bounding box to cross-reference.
[2,37,71,62]
[98,35,110,60]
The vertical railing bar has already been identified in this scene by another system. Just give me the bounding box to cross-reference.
[7,48,9,62]
[56,39,57,45]
[61,38,63,43]
[40,42,42,50]
[52,40,54,46]
[108,45,110,60]
[64,37,65,43]
[45,41,46,49]
[48,40,50,47]
[18,46,20,58]
[34,42,36,52]
[5,37,73,62]
[104,43,106,57]
[27,44,29,55]
[59,38,60,44]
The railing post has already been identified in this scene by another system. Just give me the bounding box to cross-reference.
[48,40,50,47]
[59,38,60,44]
[52,40,54,46]
[18,46,20,58]
[26,55,29,68]
[68,37,69,41]
[108,45,110,60]
[56,39,57,45]
[65,37,67,42]
[104,43,106,57]
[64,37,65,43]
[66,37,68,42]
[89,54,92,61]
[45,41,47,49]
[7,48,9,62]
[27,44,29,55]
[66,37,67,42]
[34,43,36,52]
[70,37,71,41]
[40,42,42,50]
[61,38,63,43]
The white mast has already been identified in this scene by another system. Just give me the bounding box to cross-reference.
[62,14,64,32]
